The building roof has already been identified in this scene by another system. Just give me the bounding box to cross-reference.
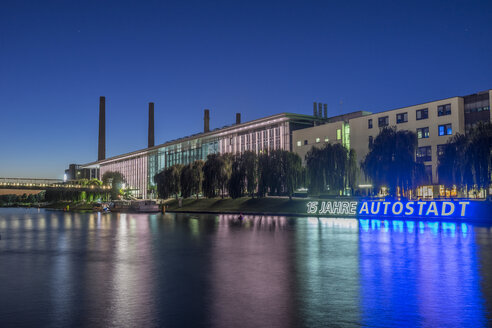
[82,112,322,167]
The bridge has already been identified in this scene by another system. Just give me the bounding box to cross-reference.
[0,177,110,192]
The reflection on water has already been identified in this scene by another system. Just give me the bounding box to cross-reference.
[0,208,491,327]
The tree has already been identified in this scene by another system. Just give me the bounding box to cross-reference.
[284,151,303,199]
[362,127,423,197]
[154,164,183,199]
[203,154,222,198]
[242,151,258,198]
[228,156,245,199]
[180,164,194,198]
[257,152,270,197]
[306,147,325,195]
[438,123,492,195]
[467,122,492,194]
[438,133,470,190]
[305,144,349,196]
[191,160,204,199]
[347,149,358,195]
[102,171,126,200]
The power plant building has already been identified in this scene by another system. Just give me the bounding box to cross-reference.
[81,107,322,198]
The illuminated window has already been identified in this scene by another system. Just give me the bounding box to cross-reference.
[438,123,452,136]
[417,127,429,139]
[416,108,428,120]
[296,141,301,147]
[324,137,329,142]
[316,137,320,143]
[438,104,451,116]
[368,119,373,129]
[396,112,408,124]
[336,129,341,140]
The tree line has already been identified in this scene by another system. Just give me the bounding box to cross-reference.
[154,150,305,200]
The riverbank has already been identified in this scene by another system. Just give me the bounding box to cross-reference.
[164,197,319,217]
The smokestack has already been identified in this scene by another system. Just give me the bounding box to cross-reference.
[323,104,327,119]
[204,109,210,133]
[236,113,241,124]
[318,103,322,118]
[98,96,106,161]
[313,102,317,116]
[148,102,155,148]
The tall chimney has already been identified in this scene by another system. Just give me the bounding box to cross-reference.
[313,102,317,116]
[236,113,241,125]
[323,104,328,119]
[318,103,322,118]
[98,96,106,161]
[204,109,210,133]
[148,102,155,148]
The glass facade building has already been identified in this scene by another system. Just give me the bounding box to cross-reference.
[83,113,320,198]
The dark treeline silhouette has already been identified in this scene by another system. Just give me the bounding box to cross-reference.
[438,122,492,196]
[154,150,304,200]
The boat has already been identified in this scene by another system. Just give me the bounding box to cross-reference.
[93,202,110,212]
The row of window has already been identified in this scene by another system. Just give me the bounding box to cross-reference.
[296,128,343,147]
[416,124,453,138]
[416,144,451,163]
[297,136,330,147]
[368,104,452,128]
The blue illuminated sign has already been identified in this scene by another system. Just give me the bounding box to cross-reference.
[358,200,471,218]
[305,199,488,219]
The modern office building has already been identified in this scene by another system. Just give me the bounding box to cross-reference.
[293,89,492,195]
[81,102,323,198]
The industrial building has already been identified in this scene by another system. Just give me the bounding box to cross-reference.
[80,97,324,198]
[77,89,491,198]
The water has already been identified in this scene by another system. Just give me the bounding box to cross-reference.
[0,208,491,327]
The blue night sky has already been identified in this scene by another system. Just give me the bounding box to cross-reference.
[1,0,491,178]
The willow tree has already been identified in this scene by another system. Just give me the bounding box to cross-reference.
[191,160,204,199]
[284,151,303,199]
[467,122,492,194]
[438,133,470,190]
[306,143,351,196]
[242,151,258,198]
[154,164,183,199]
[362,127,422,196]
[347,149,359,195]
[306,147,325,195]
[202,154,222,198]
[439,123,492,195]
[180,164,194,198]
[228,156,245,199]
[257,152,270,197]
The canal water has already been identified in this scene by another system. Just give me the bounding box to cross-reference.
[0,208,491,327]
